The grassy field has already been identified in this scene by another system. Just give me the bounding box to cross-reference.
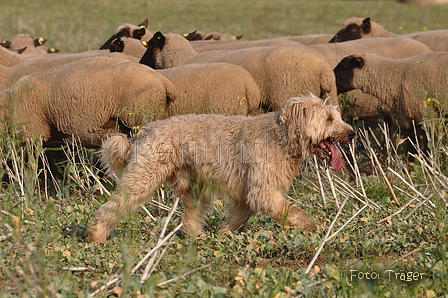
[1,0,448,297]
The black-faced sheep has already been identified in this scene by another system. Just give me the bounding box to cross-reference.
[183,30,243,41]
[286,34,334,45]
[0,56,177,147]
[99,19,152,50]
[329,17,448,52]
[108,37,147,59]
[0,51,138,89]
[334,53,448,148]
[329,17,395,43]
[1,34,59,56]
[154,63,262,116]
[140,31,338,111]
[0,45,24,67]
[311,37,432,68]
[311,37,432,124]
[189,38,303,53]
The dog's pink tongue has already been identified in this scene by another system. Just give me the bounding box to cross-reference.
[329,143,344,171]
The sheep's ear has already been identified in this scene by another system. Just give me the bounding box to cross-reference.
[236,35,243,40]
[133,27,146,39]
[349,55,365,69]
[139,19,149,29]
[109,38,124,52]
[148,31,166,50]
[16,46,27,54]
[0,40,11,48]
[100,35,117,50]
[34,37,47,47]
[183,30,197,41]
[361,17,371,33]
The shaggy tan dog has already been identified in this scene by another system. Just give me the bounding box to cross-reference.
[87,93,355,243]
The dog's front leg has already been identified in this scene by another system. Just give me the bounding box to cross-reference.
[253,190,316,230]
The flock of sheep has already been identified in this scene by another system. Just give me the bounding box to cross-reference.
[1,17,448,150]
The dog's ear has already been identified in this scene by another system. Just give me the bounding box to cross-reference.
[279,97,309,127]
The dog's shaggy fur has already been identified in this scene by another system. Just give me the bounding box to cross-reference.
[87,93,355,243]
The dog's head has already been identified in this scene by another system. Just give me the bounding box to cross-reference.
[278,92,355,171]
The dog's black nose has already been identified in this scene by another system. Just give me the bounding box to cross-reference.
[348,130,356,139]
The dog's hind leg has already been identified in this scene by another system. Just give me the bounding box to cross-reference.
[87,163,174,243]
[217,201,254,233]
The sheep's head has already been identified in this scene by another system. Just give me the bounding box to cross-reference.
[99,19,150,50]
[139,31,165,69]
[333,54,366,94]
[329,17,371,43]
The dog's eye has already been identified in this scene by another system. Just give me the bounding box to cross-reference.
[326,116,333,123]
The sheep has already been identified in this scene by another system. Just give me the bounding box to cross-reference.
[1,34,59,56]
[155,63,262,116]
[203,32,243,40]
[404,30,448,52]
[329,17,448,51]
[108,37,147,59]
[310,37,432,124]
[310,37,432,68]
[0,45,24,67]
[99,19,153,50]
[334,52,448,151]
[286,34,334,45]
[0,51,138,89]
[0,56,177,147]
[329,17,396,43]
[183,30,243,41]
[189,38,303,53]
[140,31,338,111]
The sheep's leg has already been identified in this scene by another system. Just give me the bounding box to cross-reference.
[217,201,254,233]
[87,162,174,243]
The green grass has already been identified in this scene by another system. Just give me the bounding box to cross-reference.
[1,0,448,297]
[1,0,448,52]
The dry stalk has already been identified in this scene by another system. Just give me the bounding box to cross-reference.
[388,167,435,208]
[90,197,182,296]
[141,197,181,282]
[157,264,212,287]
[313,155,326,206]
[370,147,399,205]
[306,197,349,274]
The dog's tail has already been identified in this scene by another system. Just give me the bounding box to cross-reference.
[99,134,131,179]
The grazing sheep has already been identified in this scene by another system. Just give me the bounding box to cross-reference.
[203,32,243,40]
[155,63,262,116]
[99,19,152,50]
[183,30,207,40]
[190,38,303,53]
[329,17,395,43]
[183,30,243,41]
[334,52,448,150]
[0,51,138,89]
[286,34,334,45]
[329,17,448,51]
[1,34,59,56]
[140,31,338,111]
[310,37,432,68]
[404,30,448,52]
[310,37,432,124]
[0,56,177,147]
[108,37,147,59]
